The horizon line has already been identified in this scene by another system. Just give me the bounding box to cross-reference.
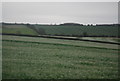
[1,22,119,25]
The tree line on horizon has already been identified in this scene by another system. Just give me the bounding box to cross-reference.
[1,22,120,26]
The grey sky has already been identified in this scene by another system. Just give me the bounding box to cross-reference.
[2,2,118,24]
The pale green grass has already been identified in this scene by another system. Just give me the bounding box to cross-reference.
[2,25,38,35]
[3,35,119,49]
[80,37,120,43]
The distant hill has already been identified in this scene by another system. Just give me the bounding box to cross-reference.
[2,23,120,37]
[32,24,119,37]
[2,23,38,35]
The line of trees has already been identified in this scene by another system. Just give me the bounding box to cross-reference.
[2,22,120,26]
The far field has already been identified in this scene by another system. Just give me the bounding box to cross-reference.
[2,23,119,37]
[34,25,119,36]
[2,35,119,79]
[2,24,38,35]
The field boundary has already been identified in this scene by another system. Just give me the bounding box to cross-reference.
[2,39,119,51]
[1,33,120,45]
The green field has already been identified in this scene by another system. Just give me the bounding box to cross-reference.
[2,23,119,37]
[34,25,119,36]
[2,24,38,35]
[2,35,119,79]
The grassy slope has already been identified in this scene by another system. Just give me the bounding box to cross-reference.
[2,24,119,37]
[35,25,119,36]
[2,25,38,35]
[2,35,119,79]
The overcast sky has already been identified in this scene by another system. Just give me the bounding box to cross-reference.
[2,2,118,24]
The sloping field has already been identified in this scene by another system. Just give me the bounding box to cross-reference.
[2,24,119,37]
[2,35,119,79]
[34,25,119,37]
[2,25,38,35]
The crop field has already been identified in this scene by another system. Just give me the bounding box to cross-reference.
[2,35,119,79]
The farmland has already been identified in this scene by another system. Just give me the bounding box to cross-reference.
[33,24,119,37]
[2,35,119,79]
[2,23,119,37]
[2,24,38,35]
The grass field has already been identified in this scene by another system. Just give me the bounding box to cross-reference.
[2,25,38,35]
[2,35,119,79]
[2,24,119,37]
[34,25,119,36]
[80,37,120,43]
